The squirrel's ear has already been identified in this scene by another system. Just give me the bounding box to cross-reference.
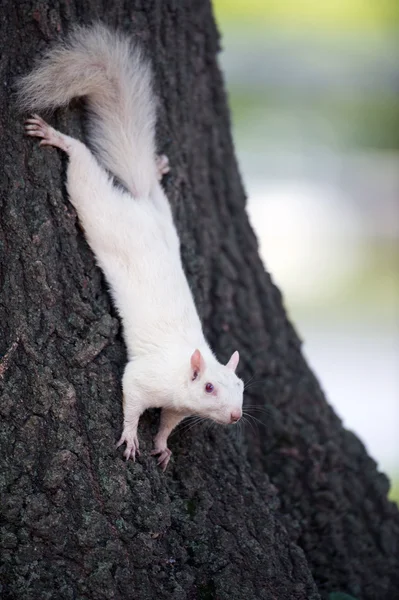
[190,349,205,379]
[226,350,239,372]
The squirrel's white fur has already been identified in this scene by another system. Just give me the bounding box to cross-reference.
[18,24,243,470]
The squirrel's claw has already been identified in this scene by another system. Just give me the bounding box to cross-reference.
[151,447,172,471]
[116,430,140,461]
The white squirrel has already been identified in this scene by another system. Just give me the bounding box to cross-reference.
[18,24,243,470]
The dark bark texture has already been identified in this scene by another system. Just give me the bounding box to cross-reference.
[1,2,398,600]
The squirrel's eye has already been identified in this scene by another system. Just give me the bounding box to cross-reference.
[205,382,214,394]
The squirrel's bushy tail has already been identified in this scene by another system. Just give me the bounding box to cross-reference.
[17,23,157,197]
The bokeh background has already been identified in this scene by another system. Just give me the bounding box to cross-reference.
[213,0,399,502]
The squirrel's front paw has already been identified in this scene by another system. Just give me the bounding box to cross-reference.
[151,445,172,471]
[156,154,170,180]
[116,428,140,461]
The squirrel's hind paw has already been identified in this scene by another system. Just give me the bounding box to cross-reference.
[25,115,69,153]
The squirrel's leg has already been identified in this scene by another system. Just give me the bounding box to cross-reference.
[151,409,186,471]
[116,362,148,461]
[25,114,71,152]
[25,115,124,242]
[116,393,143,461]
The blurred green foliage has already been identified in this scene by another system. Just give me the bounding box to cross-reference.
[214,0,399,31]
[229,92,399,152]
[390,479,399,504]
[215,0,399,152]
[283,241,399,322]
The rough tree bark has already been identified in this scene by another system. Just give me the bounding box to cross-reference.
[1,2,398,600]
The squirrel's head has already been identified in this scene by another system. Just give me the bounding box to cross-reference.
[186,349,243,424]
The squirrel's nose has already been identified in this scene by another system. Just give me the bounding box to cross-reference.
[230,410,241,423]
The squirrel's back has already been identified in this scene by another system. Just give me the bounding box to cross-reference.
[17,23,158,198]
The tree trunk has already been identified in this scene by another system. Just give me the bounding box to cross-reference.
[1,2,398,599]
